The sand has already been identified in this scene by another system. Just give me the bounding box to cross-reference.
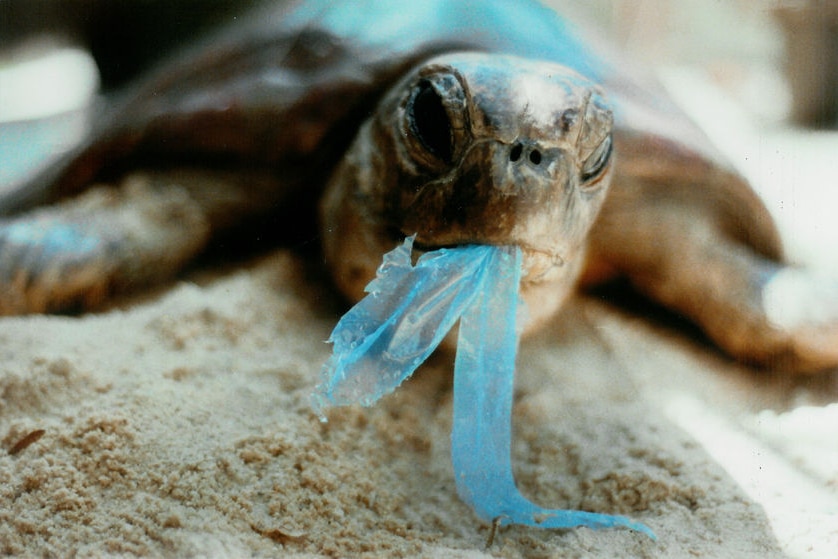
[0,237,789,558]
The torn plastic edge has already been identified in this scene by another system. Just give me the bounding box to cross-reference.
[312,235,497,416]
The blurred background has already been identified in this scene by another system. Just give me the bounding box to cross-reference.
[548,0,838,277]
[560,0,838,127]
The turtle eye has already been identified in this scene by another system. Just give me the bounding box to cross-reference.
[408,80,454,163]
[580,134,612,184]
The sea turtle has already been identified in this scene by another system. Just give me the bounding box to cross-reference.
[1,0,837,373]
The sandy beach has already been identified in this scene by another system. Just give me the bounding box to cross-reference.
[0,231,790,557]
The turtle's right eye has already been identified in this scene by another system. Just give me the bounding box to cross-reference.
[580,133,612,185]
[408,80,454,163]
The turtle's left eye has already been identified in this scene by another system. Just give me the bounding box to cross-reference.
[580,134,612,184]
[408,80,454,163]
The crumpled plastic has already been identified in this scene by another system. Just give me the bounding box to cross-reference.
[314,236,655,538]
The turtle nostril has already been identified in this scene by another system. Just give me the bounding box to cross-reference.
[510,142,544,166]
[510,143,523,162]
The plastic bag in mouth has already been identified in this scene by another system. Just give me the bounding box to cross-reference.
[312,235,496,412]
[313,236,654,539]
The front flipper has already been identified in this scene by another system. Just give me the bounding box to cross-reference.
[589,199,838,373]
[0,173,210,315]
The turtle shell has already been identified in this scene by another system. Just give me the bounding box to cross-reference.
[0,0,781,276]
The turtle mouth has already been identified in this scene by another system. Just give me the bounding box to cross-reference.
[408,236,565,282]
[410,238,463,253]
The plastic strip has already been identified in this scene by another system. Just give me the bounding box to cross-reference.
[452,245,655,537]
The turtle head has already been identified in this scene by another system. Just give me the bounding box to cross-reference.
[321,52,613,323]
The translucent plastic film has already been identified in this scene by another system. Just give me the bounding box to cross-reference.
[451,246,655,537]
[314,237,653,538]
[313,236,498,413]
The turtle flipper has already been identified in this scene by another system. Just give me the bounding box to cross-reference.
[0,174,210,315]
[588,199,838,373]
[637,236,838,373]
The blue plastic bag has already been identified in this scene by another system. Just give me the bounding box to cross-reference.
[313,236,498,412]
[314,236,654,538]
